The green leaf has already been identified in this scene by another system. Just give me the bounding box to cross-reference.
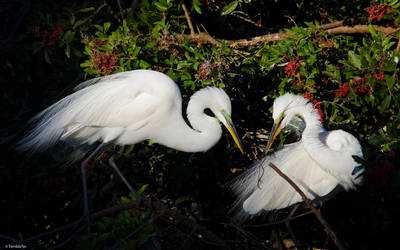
[193,0,202,14]
[137,184,149,195]
[78,7,95,13]
[154,1,168,12]
[348,51,362,69]
[379,95,391,111]
[103,22,111,33]
[94,24,103,32]
[65,44,71,58]
[221,1,238,16]
[139,60,150,69]
[368,24,377,39]
[63,30,75,43]
[44,49,51,64]
[73,19,85,29]
[70,15,75,25]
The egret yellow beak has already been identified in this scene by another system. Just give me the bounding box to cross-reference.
[221,110,244,154]
[265,114,284,155]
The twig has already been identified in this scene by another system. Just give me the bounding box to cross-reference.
[397,34,400,52]
[129,0,139,16]
[268,162,346,250]
[117,0,124,21]
[327,25,399,35]
[105,1,122,24]
[231,12,265,29]
[77,1,108,29]
[182,3,195,35]
[176,14,400,48]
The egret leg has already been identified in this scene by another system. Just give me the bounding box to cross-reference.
[285,204,302,249]
[108,155,142,203]
[80,142,106,235]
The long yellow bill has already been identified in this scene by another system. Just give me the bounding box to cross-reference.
[265,116,284,155]
[221,110,245,154]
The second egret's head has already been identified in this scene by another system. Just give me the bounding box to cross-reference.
[265,93,312,154]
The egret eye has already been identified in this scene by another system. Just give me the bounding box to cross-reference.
[204,108,213,117]
[352,165,364,175]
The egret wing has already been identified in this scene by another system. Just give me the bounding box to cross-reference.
[231,142,338,216]
[19,78,163,151]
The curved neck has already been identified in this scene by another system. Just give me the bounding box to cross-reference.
[154,97,222,153]
[296,103,327,163]
[299,103,356,188]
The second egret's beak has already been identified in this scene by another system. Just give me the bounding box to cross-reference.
[265,114,284,155]
[221,110,244,154]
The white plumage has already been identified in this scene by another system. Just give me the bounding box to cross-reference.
[230,93,364,218]
[18,69,244,154]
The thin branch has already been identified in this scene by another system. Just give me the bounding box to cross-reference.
[327,25,399,35]
[175,15,400,48]
[268,162,346,250]
[182,3,195,35]
[129,0,139,17]
[117,0,124,21]
[396,33,400,52]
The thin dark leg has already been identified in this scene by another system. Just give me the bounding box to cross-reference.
[80,142,106,236]
[108,155,142,203]
[285,204,302,249]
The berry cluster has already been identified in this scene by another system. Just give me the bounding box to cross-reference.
[156,31,183,57]
[284,57,302,77]
[365,4,392,21]
[194,61,223,80]
[334,67,386,98]
[88,39,120,75]
[41,24,64,46]
[313,38,335,55]
[302,91,323,121]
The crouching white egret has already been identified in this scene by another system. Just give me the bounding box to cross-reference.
[18,69,244,228]
[230,93,364,218]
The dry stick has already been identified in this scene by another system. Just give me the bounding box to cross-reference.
[176,18,400,47]
[396,33,400,52]
[117,0,124,21]
[182,3,194,35]
[326,25,399,35]
[268,162,346,250]
[129,0,139,17]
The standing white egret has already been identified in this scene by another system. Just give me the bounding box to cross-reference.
[230,93,364,218]
[18,69,244,225]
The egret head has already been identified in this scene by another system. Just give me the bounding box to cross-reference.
[211,88,244,154]
[189,87,244,154]
[265,93,310,154]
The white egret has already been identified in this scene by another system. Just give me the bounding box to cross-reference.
[230,93,364,218]
[18,69,244,225]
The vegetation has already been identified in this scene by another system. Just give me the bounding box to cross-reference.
[1,0,399,249]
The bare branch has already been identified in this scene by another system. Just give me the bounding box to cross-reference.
[182,3,195,35]
[268,162,346,250]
